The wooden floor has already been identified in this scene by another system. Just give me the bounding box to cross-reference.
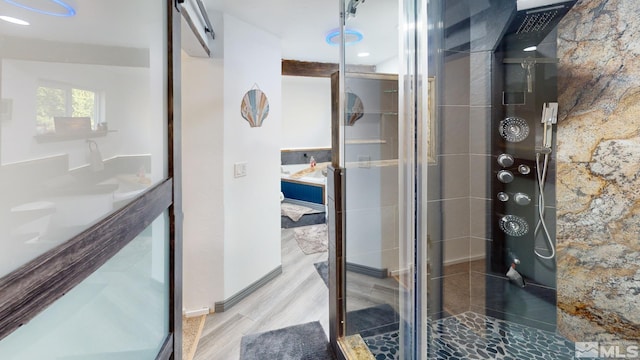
[193,228,330,360]
[192,227,401,359]
[346,271,400,314]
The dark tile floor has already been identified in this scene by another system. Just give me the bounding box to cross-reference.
[432,260,558,332]
[363,311,576,360]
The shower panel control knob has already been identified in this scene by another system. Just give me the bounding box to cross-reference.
[497,154,514,167]
[497,170,514,183]
[514,192,532,206]
[518,164,531,175]
[497,192,509,202]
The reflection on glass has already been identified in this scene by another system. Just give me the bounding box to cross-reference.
[36,84,98,134]
[341,0,401,356]
[343,72,400,351]
[0,0,167,277]
[0,211,170,359]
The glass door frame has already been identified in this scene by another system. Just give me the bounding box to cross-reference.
[329,0,429,358]
[0,1,183,358]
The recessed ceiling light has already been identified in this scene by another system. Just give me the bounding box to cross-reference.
[3,0,76,17]
[325,28,364,46]
[523,46,537,52]
[0,15,29,25]
[357,52,370,57]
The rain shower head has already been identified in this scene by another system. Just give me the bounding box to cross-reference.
[517,0,571,11]
[516,8,561,35]
[503,1,576,48]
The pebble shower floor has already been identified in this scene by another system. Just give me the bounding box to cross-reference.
[363,311,576,360]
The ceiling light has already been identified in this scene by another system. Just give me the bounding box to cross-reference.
[357,52,370,57]
[3,0,76,17]
[523,46,537,52]
[325,28,364,46]
[0,15,29,25]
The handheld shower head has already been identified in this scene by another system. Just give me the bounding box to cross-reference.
[534,103,559,261]
[541,102,558,150]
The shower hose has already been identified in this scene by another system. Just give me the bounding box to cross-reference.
[535,152,555,260]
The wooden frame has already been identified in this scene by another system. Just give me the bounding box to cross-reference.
[0,180,172,340]
[282,60,376,78]
[169,0,183,358]
[427,77,436,164]
[326,166,345,358]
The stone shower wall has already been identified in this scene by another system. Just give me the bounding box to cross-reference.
[556,0,640,342]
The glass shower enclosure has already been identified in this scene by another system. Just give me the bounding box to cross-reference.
[332,0,639,359]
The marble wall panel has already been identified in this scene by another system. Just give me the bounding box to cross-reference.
[556,0,640,342]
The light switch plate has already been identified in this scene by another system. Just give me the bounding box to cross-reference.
[234,162,247,178]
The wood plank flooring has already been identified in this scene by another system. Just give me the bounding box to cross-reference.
[193,228,330,360]
[346,271,399,314]
[193,227,401,359]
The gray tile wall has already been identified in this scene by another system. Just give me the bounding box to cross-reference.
[281,149,331,165]
[429,0,501,319]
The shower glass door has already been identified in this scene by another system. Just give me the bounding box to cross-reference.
[336,0,640,359]
[336,0,424,358]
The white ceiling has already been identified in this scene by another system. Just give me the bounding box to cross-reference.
[0,0,159,48]
[0,0,398,66]
[203,0,399,66]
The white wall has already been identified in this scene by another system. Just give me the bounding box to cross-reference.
[222,14,282,298]
[281,76,331,149]
[180,13,282,313]
[181,51,225,311]
[376,56,399,74]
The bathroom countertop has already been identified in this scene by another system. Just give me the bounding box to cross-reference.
[289,162,329,179]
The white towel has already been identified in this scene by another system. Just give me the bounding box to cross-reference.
[281,203,317,222]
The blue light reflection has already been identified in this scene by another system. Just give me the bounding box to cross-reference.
[3,0,76,17]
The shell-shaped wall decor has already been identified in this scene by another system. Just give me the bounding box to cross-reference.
[241,89,269,128]
[346,92,364,126]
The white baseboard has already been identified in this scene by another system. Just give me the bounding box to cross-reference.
[183,307,210,318]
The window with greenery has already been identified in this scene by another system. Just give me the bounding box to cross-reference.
[36,83,100,134]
